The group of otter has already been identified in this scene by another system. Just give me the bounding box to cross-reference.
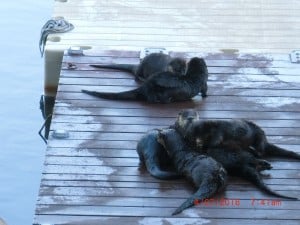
[139,109,299,215]
[82,53,208,102]
[82,53,299,215]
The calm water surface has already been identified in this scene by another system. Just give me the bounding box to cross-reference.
[0,1,52,225]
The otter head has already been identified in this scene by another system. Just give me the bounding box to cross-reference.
[186,57,208,75]
[157,129,167,149]
[192,121,213,150]
[174,109,200,135]
[157,128,177,156]
[168,58,187,75]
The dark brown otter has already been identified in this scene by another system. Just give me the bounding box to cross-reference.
[157,128,227,215]
[175,109,300,160]
[90,53,186,82]
[174,109,298,200]
[136,129,181,180]
[208,141,297,200]
[82,57,208,103]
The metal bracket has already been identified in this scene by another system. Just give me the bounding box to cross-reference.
[140,47,169,59]
[39,95,55,143]
[38,114,52,144]
[68,46,84,56]
[52,129,69,139]
[290,50,300,63]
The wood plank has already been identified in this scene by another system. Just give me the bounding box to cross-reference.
[58,33,300,45]
[57,91,300,105]
[51,40,300,52]
[49,122,300,136]
[62,51,293,62]
[51,115,300,127]
[35,205,300,219]
[45,146,300,157]
[52,107,300,120]
[55,8,300,18]
[37,185,299,206]
[36,196,300,210]
[33,215,300,225]
[54,97,300,113]
[42,165,300,180]
[59,76,300,89]
[60,73,300,87]
[39,179,300,189]
[62,27,300,40]
[43,156,300,170]
[41,172,300,185]
[47,138,300,148]
[61,64,300,76]
[46,133,300,146]
[58,1,300,9]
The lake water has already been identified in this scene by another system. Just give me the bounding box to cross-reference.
[0,1,53,225]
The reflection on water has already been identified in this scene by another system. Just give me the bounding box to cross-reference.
[0,1,52,225]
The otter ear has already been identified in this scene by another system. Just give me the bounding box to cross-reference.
[157,130,166,145]
[156,128,164,137]
[157,128,171,138]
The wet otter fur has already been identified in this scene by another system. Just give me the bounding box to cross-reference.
[157,128,227,215]
[174,109,299,200]
[208,141,297,200]
[82,57,208,103]
[90,53,187,82]
[175,109,300,160]
[136,129,181,180]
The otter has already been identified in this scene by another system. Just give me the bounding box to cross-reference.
[157,128,227,215]
[174,109,299,200]
[136,129,181,180]
[175,109,300,160]
[172,108,200,133]
[90,53,187,82]
[208,141,297,200]
[82,57,208,103]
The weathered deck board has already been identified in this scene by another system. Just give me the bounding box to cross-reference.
[49,0,300,53]
[34,50,300,225]
[33,216,300,225]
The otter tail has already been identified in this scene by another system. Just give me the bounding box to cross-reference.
[265,143,300,160]
[172,182,219,215]
[90,64,138,75]
[245,167,298,200]
[81,88,143,101]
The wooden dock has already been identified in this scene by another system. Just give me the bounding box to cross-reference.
[48,0,300,53]
[34,50,300,225]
